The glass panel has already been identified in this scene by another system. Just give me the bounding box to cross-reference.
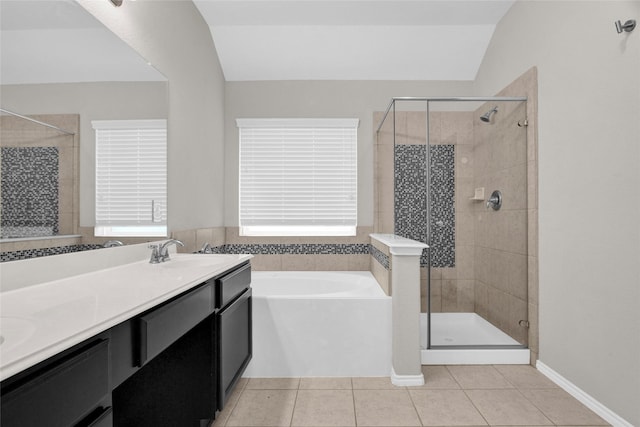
[388,98,528,349]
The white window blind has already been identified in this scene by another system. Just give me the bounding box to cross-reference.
[237,118,358,236]
[93,119,167,237]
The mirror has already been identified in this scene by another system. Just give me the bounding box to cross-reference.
[0,0,168,241]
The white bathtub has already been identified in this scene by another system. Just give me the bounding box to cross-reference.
[243,271,392,377]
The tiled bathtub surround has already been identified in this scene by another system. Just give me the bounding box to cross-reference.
[169,226,373,271]
[369,244,389,270]
[223,243,369,255]
[0,244,102,262]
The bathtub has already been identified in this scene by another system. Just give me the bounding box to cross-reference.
[243,271,392,377]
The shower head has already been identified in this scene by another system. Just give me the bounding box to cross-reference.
[480,106,498,123]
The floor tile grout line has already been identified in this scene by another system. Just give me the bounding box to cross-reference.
[511,386,572,427]
[406,385,427,426]
[492,363,519,389]
[460,388,492,427]
[217,378,249,427]
[444,365,464,389]
[401,386,422,426]
[288,388,299,427]
[351,378,359,427]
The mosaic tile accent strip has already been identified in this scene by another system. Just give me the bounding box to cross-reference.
[394,144,455,268]
[369,245,389,270]
[429,145,455,267]
[1,147,60,238]
[223,243,370,255]
[0,244,103,262]
[1,243,372,262]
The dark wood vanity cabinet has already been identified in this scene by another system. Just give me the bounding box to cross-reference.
[215,263,252,409]
[0,339,112,427]
[0,261,252,427]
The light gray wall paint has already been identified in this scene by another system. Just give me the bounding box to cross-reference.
[78,0,226,231]
[1,82,168,227]
[475,1,640,424]
[224,80,474,226]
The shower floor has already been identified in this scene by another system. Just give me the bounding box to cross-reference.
[420,313,530,365]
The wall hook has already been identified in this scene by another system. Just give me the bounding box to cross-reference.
[615,19,636,34]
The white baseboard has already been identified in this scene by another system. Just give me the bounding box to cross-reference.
[390,366,424,387]
[536,360,633,427]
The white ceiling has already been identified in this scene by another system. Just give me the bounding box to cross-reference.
[0,0,166,85]
[1,0,514,85]
[193,0,515,81]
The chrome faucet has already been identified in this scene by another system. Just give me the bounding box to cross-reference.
[200,242,213,254]
[159,239,184,262]
[148,239,184,263]
[103,240,124,248]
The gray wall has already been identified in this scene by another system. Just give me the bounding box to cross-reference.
[224,80,474,227]
[475,1,640,424]
[78,0,227,231]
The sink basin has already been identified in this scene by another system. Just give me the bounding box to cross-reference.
[0,316,37,352]
[156,254,235,270]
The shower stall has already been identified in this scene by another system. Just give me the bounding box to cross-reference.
[375,97,530,364]
[0,109,78,240]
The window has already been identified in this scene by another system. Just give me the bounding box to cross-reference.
[93,119,167,237]
[237,118,358,236]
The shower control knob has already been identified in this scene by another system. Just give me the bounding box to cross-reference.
[486,190,502,211]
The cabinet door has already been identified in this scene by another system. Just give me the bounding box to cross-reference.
[1,339,110,427]
[217,288,252,409]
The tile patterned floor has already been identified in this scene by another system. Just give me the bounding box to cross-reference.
[213,365,610,427]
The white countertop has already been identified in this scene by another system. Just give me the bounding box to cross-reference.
[0,253,252,381]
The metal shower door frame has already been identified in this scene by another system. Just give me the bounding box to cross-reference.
[377,96,528,350]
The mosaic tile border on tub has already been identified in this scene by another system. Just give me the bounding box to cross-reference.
[0,244,103,262]
[369,244,389,269]
[222,243,370,255]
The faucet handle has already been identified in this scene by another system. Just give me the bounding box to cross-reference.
[148,244,161,264]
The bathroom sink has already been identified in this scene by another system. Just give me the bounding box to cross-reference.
[0,316,37,352]
[157,254,236,270]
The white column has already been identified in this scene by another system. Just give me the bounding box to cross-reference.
[370,234,427,386]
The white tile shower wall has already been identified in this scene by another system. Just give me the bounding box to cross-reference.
[473,99,529,346]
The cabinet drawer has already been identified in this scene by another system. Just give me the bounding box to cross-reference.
[216,263,251,308]
[1,339,109,427]
[138,283,213,366]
